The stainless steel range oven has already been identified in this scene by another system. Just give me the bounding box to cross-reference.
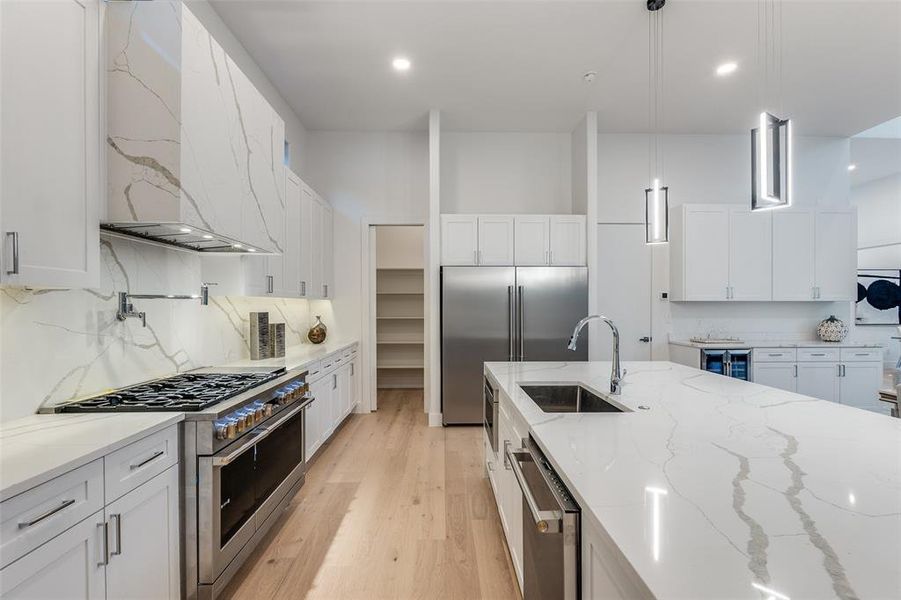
[183,368,313,600]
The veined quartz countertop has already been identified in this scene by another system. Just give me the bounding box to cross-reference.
[669,339,883,349]
[484,360,901,600]
[218,338,358,372]
[0,413,183,501]
[0,340,357,501]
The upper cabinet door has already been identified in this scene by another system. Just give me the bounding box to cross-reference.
[728,208,772,301]
[514,217,550,265]
[681,206,730,300]
[321,204,334,299]
[772,210,815,301]
[309,195,324,298]
[1,0,100,288]
[299,184,314,298]
[440,215,479,265]
[477,216,515,266]
[815,209,856,301]
[549,216,586,266]
[282,171,302,297]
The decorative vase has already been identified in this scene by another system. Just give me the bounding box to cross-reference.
[816,315,848,342]
[307,316,327,344]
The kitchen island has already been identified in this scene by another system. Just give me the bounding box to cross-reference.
[484,360,901,600]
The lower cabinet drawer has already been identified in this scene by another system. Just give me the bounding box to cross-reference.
[797,347,840,362]
[754,348,797,362]
[1,459,104,568]
[104,426,178,504]
[840,348,882,362]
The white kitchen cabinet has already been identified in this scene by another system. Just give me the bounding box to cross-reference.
[104,466,179,600]
[282,171,303,297]
[752,362,797,393]
[306,376,329,460]
[549,216,586,266]
[441,215,479,265]
[0,511,106,600]
[348,357,359,415]
[299,184,315,298]
[514,216,550,265]
[772,210,816,301]
[728,208,772,301]
[839,362,885,414]
[477,216,515,265]
[797,362,839,403]
[1,0,100,288]
[322,203,334,299]
[670,205,730,301]
[814,209,856,301]
[310,197,324,297]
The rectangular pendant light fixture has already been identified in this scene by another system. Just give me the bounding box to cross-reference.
[751,112,792,211]
[645,178,669,244]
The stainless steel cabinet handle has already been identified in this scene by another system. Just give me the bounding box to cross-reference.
[503,440,513,470]
[544,250,548,264]
[506,445,562,533]
[130,450,164,470]
[549,249,554,264]
[18,499,76,528]
[110,513,122,556]
[324,283,329,297]
[793,364,798,377]
[473,249,478,265]
[639,336,652,343]
[517,285,524,361]
[267,275,274,294]
[811,353,826,357]
[350,363,354,376]
[836,364,841,377]
[332,374,337,390]
[507,285,515,361]
[300,281,306,296]
[98,521,109,566]
[5,231,19,275]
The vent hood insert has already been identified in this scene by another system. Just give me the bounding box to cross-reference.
[101,223,265,254]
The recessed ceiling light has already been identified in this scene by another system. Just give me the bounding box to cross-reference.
[847,163,857,171]
[179,227,192,233]
[202,234,213,239]
[392,57,411,72]
[232,243,242,249]
[248,248,257,252]
[715,62,738,76]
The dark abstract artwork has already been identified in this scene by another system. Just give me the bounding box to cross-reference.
[856,269,901,325]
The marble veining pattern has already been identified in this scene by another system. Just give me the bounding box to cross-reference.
[484,361,901,599]
[0,237,332,422]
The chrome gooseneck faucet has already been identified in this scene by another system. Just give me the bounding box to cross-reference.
[117,284,211,328]
[567,315,626,395]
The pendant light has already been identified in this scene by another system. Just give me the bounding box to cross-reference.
[751,0,791,211]
[645,0,668,244]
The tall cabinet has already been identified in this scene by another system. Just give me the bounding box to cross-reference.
[1,0,101,288]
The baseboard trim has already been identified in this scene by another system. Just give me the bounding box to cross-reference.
[428,412,443,427]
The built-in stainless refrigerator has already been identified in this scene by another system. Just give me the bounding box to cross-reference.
[441,267,588,425]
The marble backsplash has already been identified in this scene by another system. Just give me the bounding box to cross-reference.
[0,236,334,422]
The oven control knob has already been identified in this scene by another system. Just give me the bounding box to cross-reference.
[226,419,238,439]
[234,415,246,433]
[214,422,229,440]
[253,403,265,422]
[263,403,273,417]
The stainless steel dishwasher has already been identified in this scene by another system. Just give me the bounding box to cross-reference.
[507,436,580,600]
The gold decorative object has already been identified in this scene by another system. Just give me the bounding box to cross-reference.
[308,315,327,344]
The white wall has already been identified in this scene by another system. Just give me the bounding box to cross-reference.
[186,0,309,176]
[376,225,425,269]
[596,133,855,357]
[441,132,572,214]
[304,131,429,342]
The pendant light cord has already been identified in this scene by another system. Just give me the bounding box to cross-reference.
[647,4,664,186]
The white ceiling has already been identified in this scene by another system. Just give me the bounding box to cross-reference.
[209,0,901,135]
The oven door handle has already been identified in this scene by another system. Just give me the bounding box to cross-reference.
[506,445,563,534]
[212,400,308,467]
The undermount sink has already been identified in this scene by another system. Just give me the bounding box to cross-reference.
[520,385,626,413]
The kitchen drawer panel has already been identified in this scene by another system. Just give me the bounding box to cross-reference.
[797,348,840,362]
[0,459,103,568]
[754,348,797,362]
[104,425,178,504]
[840,348,882,362]
[305,360,323,381]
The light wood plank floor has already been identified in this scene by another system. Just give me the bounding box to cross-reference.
[221,389,520,600]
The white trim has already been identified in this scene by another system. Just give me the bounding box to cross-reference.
[426,110,442,421]
[360,216,426,414]
[428,412,443,427]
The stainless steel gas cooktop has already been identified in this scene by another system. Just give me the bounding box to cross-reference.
[56,368,285,412]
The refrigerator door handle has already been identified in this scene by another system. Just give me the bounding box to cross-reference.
[517,285,524,361]
[508,285,515,361]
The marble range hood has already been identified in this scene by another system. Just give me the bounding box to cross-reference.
[105,0,286,256]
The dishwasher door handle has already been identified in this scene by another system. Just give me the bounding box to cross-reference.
[506,445,562,534]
